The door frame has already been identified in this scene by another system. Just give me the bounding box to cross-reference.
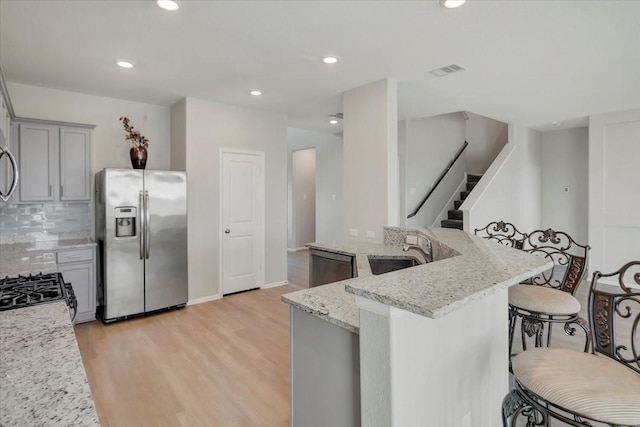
[218,147,266,296]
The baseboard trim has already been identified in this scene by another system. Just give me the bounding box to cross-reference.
[262,280,289,289]
[187,294,222,306]
[287,247,308,252]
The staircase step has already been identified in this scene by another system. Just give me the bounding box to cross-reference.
[454,200,463,209]
[441,219,463,230]
[466,182,477,192]
[467,174,482,183]
[448,209,463,220]
[460,190,471,200]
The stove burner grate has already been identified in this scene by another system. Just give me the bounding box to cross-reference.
[0,273,69,311]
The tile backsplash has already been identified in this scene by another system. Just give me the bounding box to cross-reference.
[0,203,91,244]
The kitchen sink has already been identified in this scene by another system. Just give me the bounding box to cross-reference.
[367,256,421,275]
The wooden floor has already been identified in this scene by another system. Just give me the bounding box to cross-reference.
[75,249,622,427]
[286,249,309,288]
[75,252,307,427]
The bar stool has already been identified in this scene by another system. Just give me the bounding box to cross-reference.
[509,228,591,361]
[473,220,527,249]
[502,261,640,426]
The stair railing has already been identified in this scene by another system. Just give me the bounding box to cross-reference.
[407,141,469,219]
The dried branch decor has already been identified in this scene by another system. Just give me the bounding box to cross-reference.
[119,117,149,149]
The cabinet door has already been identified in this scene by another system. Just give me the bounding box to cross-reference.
[0,92,6,144]
[59,127,91,201]
[19,123,56,202]
[0,123,17,202]
[58,260,96,323]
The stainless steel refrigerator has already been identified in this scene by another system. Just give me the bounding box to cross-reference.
[95,169,187,322]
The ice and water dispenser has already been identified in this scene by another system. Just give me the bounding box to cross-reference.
[115,207,137,237]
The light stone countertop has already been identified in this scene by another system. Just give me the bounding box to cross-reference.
[282,227,552,333]
[0,238,96,277]
[282,243,419,334]
[0,302,100,426]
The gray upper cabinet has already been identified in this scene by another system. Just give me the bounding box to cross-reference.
[59,127,91,201]
[16,120,93,203]
[0,91,9,145]
[19,123,57,202]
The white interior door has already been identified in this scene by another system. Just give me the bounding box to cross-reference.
[220,150,265,295]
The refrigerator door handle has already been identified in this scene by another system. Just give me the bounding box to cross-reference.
[139,190,145,260]
[145,190,150,259]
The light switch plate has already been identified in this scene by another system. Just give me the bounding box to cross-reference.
[349,228,358,237]
[366,231,375,239]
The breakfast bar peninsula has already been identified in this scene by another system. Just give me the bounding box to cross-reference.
[282,226,552,427]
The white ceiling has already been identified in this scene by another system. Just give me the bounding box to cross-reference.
[1,1,639,133]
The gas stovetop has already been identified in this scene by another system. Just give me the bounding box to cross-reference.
[0,273,77,320]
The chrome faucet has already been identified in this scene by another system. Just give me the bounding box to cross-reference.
[402,244,432,263]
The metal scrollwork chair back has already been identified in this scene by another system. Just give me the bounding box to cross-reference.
[523,228,590,294]
[502,261,640,427]
[473,220,527,250]
[588,261,640,373]
[508,228,592,360]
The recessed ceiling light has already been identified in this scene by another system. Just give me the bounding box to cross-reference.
[322,56,338,64]
[116,60,134,69]
[441,0,466,8]
[329,119,338,125]
[157,0,179,11]
[250,90,262,96]
[551,121,563,127]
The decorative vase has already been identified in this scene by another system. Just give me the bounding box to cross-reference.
[130,146,147,170]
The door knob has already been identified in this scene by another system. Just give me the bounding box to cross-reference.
[224,229,231,234]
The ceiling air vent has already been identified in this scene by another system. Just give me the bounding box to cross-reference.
[429,64,466,77]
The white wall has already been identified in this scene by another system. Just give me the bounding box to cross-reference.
[174,97,288,301]
[292,148,316,248]
[7,82,171,238]
[517,127,543,232]
[588,109,640,274]
[7,82,171,171]
[287,128,343,245]
[398,121,407,227]
[540,127,589,245]
[463,124,542,234]
[357,290,509,427]
[343,79,398,242]
[465,112,508,176]
[169,98,186,171]
[402,113,466,228]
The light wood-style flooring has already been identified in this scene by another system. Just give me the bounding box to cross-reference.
[75,249,624,427]
[75,252,307,427]
[286,249,309,288]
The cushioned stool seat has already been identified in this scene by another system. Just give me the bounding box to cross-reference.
[509,284,581,315]
[512,348,640,425]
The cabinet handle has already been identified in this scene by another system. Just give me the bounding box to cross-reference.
[48,185,52,197]
[60,185,63,197]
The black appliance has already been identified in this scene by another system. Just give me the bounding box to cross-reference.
[0,273,78,322]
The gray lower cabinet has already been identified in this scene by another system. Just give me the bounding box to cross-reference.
[290,306,361,427]
[57,247,97,323]
[16,120,92,203]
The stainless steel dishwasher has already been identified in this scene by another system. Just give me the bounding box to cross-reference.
[309,249,358,287]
